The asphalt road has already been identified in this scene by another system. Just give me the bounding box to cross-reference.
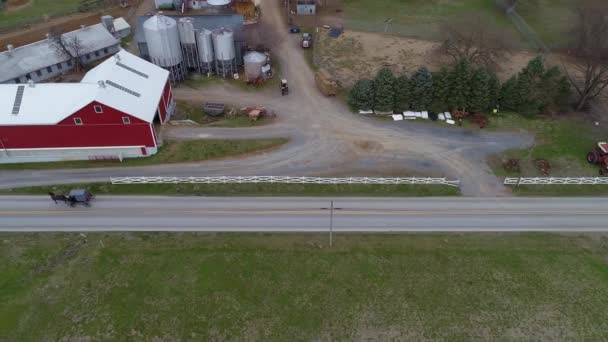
[1,196,606,232]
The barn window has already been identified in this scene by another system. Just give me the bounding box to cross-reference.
[25,74,31,80]
[14,78,19,83]
[67,60,73,67]
[103,48,108,54]
[47,66,52,73]
[57,63,62,70]
[94,51,100,57]
[74,118,83,125]
[94,105,103,113]
[36,70,42,77]
[122,117,131,124]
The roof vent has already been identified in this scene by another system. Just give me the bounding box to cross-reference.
[6,44,13,56]
[114,53,121,62]
[27,80,35,88]
[98,80,106,88]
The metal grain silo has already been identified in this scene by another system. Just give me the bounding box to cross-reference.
[243,51,267,81]
[197,29,214,73]
[178,17,199,69]
[143,14,186,81]
[212,27,236,78]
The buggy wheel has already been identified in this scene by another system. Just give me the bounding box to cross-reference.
[587,151,599,164]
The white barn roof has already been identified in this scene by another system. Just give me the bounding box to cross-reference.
[0,50,169,126]
[82,49,170,123]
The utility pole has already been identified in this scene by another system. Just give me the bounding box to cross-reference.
[321,201,341,247]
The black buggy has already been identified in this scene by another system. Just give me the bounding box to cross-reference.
[48,189,94,207]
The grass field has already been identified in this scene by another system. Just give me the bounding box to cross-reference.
[342,0,513,40]
[485,113,605,196]
[515,0,578,48]
[1,182,460,197]
[0,0,81,31]
[0,138,288,170]
[2,233,608,340]
[341,0,576,47]
[487,113,603,177]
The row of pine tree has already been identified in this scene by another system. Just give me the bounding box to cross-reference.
[348,57,571,116]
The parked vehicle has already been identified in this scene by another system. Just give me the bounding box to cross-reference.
[289,26,300,33]
[587,142,608,175]
[301,33,312,48]
[280,79,289,96]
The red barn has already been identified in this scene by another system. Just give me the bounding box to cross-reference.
[0,50,174,163]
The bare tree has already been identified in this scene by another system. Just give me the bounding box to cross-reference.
[48,28,86,72]
[439,14,512,68]
[565,0,608,111]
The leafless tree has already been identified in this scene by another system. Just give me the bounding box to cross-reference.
[48,28,86,72]
[564,0,608,111]
[439,15,512,68]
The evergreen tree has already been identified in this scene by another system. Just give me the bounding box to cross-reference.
[487,72,500,111]
[468,68,490,113]
[409,67,433,111]
[393,75,411,112]
[373,68,396,112]
[431,67,450,112]
[499,76,520,111]
[348,79,375,111]
[446,60,472,111]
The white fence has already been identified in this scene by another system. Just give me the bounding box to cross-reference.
[504,177,608,186]
[111,176,461,187]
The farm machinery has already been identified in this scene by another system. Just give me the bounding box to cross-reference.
[587,142,608,175]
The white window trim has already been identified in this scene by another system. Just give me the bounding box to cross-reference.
[94,105,103,114]
[122,117,131,124]
[74,118,83,125]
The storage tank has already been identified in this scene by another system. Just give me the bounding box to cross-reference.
[243,51,267,81]
[212,27,236,78]
[178,17,198,69]
[143,14,186,80]
[212,27,235,61]
[197,28,214,73]
[177,17,196,45]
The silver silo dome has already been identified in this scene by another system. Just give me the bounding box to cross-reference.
[143,14,183,67]
[212,27,235,62]
[197,29,214,63]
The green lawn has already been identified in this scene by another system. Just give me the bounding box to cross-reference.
[0,0,81,31]
[342,0,513,41]
[487,113,603,177]
[0,138,288,170]
[485,113,606,196]
[173,101,272,127]
[515,0,578,48]
[1,233,608,340]
[1,182,460,197]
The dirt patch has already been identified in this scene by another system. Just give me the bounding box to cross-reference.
[354,140,384,152]
[5,0,32,11]
[315,29,565,89]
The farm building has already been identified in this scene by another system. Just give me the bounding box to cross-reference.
[0,50,174,164]
[296,0,316,15]
[0,22,121,84]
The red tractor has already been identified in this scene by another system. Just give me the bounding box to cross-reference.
[587,142,608,175]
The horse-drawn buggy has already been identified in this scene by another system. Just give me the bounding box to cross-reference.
[48,189,94,207]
